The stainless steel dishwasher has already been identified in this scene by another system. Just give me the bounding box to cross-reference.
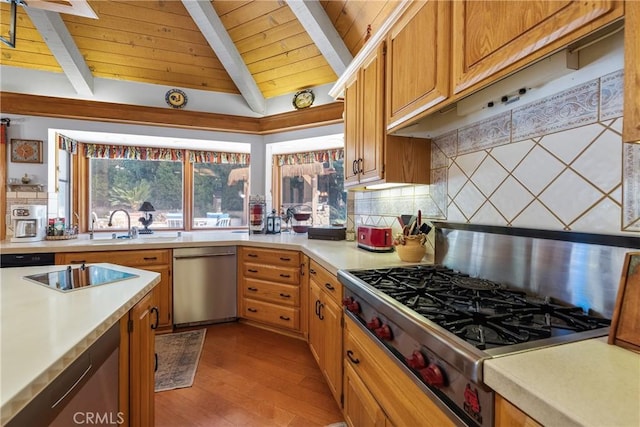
[173,246,237,327]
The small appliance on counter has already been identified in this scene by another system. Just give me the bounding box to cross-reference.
[308,226,346,241]
[357,225,393,252]
[10,204,47,243]
[266,209,281,234]
[248,195,266,234]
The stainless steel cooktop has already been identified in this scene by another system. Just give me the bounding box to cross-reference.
[24,264,138,292]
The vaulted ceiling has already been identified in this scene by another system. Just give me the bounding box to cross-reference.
[0,0,397,114]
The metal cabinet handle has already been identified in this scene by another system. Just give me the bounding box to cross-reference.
[279,293,291,298]
[280,273,291,278]
[315,299,320,316]
[248,308,258,313]
[279,315,290,321]
[70,260,86,264]
[248,269,258,273]
[151,306,159,330]
[143,257,158,261]
[280,257,291,261]
[352,159,358,175]
[346,350,360,364]
[325,283,335,291]
[247,287,258,292]
[309,268,316,275]
[154,353,158,372]
[247,253,258,258]
[318,302,325,320]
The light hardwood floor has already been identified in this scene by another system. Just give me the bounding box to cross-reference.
[155,322,345,426]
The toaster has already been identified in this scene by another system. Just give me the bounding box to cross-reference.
[357,226,394,252]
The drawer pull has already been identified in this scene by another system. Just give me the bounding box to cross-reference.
[143,257,158,261]
[248,269,259,273]
[247,253,258,258]
[247,308,258,313]
[70,260,86,264]
[279,293,291,298]
[280,257,291,261]
[279,315,290,321]
[309,268,316,275]
[280,273,291,278]
[324,283,335,291]
[346,350,360,364]
[247,287,258,292]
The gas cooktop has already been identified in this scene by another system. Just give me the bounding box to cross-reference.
[24,265,138,292]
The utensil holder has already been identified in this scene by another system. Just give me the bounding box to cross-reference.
[395,235,427,262]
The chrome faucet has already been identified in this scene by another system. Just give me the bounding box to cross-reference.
[107,209,134,239]
[89,212,98,240]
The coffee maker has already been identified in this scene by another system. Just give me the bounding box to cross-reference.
[11,204,47,243]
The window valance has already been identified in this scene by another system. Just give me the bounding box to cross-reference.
[57,133,78,154]
[189,151,250,165]
[274,148,343,166]
[84,143,184,161]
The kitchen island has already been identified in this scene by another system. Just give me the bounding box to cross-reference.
[0,263,160,425]
[1,232,639,427]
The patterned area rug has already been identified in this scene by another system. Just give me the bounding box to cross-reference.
[155,329,206,392]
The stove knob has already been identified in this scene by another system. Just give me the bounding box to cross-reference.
[374,324,393,340]
[419,363,446,388]
[367,317,382,330]
[405,350,427,370]
[342,297,353,307]
[347,301,361,313]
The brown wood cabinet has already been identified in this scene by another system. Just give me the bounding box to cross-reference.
[495,394,542,427]
[308,260,343,407]
[56,250,173,333]
[238,246,304,334]
[624,1,640,143]
[386,0,451,131]
[120,290,157,427]
[451,0,624,97]
[343,363,389,427]
[343,316,455,427]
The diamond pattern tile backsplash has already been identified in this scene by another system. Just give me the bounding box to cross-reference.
[352,69,639,236]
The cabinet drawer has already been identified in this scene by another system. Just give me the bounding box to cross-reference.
[242,278,299,306]
[309,260,343,305]
[243,298,300,331]
[241,247,300,267]
[242,263,300,285]
[57,249,170,267]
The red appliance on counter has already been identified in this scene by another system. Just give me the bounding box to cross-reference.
[357,226,393,252]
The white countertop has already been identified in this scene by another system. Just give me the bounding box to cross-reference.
[0,263,160,425]
[484,337,640,427]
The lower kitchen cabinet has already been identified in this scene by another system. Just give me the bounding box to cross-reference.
[308,260,343,407]
[238,246,305,335]
[495,394,541,427]
[56,250,173,333]
[344,362,389,427]
[343,316,455,427]
[119,290,157,427]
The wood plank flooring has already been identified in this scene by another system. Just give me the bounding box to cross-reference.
[155,322,345,427]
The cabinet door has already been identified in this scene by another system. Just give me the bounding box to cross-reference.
[146,265,172,333]
[344,363,388,427]
[322,297,343,404]
[624,1,640,144]
[359,44,385,184]
[452,0,623,96]
[344,75,361,185]
[386,1,451,130]
[308,280,323,365]
[495,394,542,427]
[129,291,156,427]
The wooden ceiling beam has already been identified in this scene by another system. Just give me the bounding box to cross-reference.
[182,0,266,114]
[24,8,94,96]
[0,92,344,135]
[285,0,352,77]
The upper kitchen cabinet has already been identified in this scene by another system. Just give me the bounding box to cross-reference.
[386,0,451,132]
[343,42,431,189]
[344,44,385,186]
[624,1,640,143]
[451,0,624,97]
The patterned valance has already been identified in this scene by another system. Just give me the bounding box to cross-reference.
[189,151,250,165]
[84,143,184,161]
[57,133,77,154]
[274,148,344,166]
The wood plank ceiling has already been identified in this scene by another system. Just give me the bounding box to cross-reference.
[0,0,396,110]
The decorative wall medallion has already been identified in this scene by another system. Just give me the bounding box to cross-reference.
[292,89,314,110]
[165,89,188,109]
[10,139,43,163]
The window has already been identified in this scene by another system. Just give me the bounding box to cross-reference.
[80,142,249,231]
[275,149,346,226]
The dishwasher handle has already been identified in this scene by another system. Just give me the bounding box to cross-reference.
[173,252,235,260]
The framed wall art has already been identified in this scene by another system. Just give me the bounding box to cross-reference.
[609,251,640,352]
[10,139,43,163]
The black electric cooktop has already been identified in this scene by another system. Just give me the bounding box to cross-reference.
[24,264,138,292]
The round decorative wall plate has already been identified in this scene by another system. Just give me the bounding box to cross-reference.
[165,89,188,109]
[292,89,314,110]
